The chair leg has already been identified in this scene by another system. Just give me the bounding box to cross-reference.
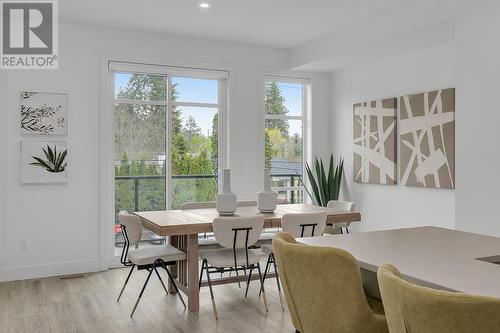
[235,267,242,288]
[271,253,284,310]
[199,259,206,290]
[117,265,135,302]
[259,254,272,297]
[160,261,186,309]
[345,227,349,234]
[257,263,269,313]
[205,264,218,319]
[244,267,253,297]
[131,267,154,317]
[153,266,169,295]
[340,227,344,234]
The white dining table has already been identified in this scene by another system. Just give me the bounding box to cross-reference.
[299,226,500,298]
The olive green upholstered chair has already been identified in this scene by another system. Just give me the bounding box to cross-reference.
[378,264,500,333]
[272,232,388,333]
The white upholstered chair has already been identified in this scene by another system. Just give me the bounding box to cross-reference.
[117,212,186,317]
[324,200,355,234]
[260,212,327,309]
[198,216,268,319]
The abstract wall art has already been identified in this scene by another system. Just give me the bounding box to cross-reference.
[399,88,455,189]
[21,92,67,136]
[353,98,397,185]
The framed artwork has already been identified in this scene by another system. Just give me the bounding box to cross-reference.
[353,98,397,185]
[20,141,68,184]
[21,92,67,136]
[399,88,455,189]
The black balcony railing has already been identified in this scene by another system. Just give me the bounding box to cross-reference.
[115,173,303,214]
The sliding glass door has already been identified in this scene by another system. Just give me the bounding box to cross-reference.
[113,68,224,252]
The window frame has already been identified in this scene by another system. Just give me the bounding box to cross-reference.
[101,56,232,269]
[263,75,310,203]
[111,64,228,210]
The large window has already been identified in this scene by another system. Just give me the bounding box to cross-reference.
[264,77,308,204]
[112,63,226,251]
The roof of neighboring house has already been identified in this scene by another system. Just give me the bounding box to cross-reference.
[270,158,302,176]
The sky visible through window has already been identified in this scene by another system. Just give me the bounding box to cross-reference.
[115,74,303,136]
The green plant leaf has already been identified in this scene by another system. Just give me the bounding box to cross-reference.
[313,159,324,206]
[305,162,321,206]
[47,145,55,163]
[30,156,52,170]
[55,149,67,171]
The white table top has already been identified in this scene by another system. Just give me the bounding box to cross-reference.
[299,226,500,298]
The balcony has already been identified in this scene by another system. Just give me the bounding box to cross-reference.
[115,173,303,213]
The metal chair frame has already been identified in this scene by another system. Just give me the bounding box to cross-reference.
[199,226,268,319]
[117,224,186,317]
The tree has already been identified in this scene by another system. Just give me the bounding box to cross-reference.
[265,81,289,136]
[286,133,302,162]
[114,73,220,213]
[264,130,274,168]
[184,115,202,141]
[267,127,286,158]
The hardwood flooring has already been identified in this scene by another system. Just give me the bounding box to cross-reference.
[0,267,294,333]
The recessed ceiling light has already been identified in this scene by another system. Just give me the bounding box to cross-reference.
[199,2,210,8]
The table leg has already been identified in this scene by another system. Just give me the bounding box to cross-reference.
[187,233,199,312]
[168,235,179,294]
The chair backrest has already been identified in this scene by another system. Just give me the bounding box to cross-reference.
[327,200,355,212]
[272,233,388,333]
[180,202,216,210]
[118,212,142,246]
[378,264,500,333]
[281,212,327,238]
[212,216,264,249]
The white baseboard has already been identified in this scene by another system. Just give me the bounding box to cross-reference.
[0,260,105,282]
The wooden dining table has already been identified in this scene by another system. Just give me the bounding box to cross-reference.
[134,203,361,312]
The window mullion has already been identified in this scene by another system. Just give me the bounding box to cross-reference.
[166,75,173,210]
[171,101,219,108]
[114,98,167,106]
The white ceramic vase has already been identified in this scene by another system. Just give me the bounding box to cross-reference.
[258,168,277,213]
[216,169,237,216]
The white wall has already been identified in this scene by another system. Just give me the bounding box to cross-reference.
[455,0,500,236]
[331,43,456,232]
[330,0,500,236]
[0,23,330,281]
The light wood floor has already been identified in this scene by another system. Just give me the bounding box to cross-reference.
[0,266,294,333]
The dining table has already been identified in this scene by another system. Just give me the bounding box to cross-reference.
[134,203,361,312]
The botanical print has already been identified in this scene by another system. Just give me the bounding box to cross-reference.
[399,88,455,189]
[21,92,67,135]
[353,98,397,185]
[30,144,68,173]
[20,141,68,184]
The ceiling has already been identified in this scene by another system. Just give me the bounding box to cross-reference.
[60,0,410,48]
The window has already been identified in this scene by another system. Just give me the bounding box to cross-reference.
[112,63,227,252]
[264,77,308,204]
